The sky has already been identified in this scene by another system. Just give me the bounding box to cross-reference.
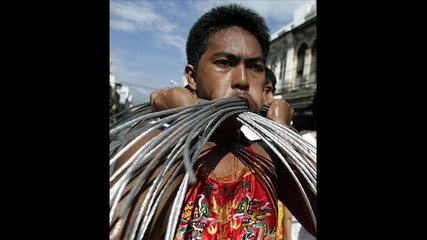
[110,0,316,105]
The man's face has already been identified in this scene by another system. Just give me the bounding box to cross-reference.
[262,82,275,103]
[192,26,265,113]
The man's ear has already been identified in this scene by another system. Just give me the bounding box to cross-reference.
[184,64,197,93]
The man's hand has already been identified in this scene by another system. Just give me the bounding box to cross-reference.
[150,87,198,112]
[264,99,294,126]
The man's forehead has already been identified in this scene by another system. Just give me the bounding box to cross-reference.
[207,27,263,57]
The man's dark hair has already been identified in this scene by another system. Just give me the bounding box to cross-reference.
[186,3,270,73]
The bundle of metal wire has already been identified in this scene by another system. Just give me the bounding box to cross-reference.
[109,97,316,240]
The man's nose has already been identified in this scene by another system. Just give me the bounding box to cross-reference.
[231,63,249,91]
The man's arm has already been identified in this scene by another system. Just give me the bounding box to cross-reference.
[263,99,294,126]
[263,99,317,237]
[110,87,199,239]
[276,160,316,237]
[113,87,198,173]
[150,87,198,112]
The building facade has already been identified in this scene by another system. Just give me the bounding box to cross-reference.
[110,59,133,118]
[267,2,316,131]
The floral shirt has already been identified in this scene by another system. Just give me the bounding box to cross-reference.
[175,147,277,240]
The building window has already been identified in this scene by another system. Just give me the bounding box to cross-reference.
[279,57,286,80]
[296,43,308,89]
[310,41,317,88]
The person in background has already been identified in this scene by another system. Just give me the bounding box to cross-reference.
[263,67,316,240]
[294,94,316,239]
[262,67,277,106]
[262,67,293,240]
[263,67,317,240]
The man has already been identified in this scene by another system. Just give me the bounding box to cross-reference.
[260,67,293,240]
[262,67,277,104]
[239,67,293,142]
[264,68,316,240]
[110,4,315,239]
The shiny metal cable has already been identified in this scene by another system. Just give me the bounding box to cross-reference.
[109,97,317,239]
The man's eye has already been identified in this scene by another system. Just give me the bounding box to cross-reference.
[247,63,264,72]
[254,64,264,72]
[214,60,230,67]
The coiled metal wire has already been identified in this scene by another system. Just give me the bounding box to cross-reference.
[109,97,316,240]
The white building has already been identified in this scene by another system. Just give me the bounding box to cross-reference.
[110,59,133,114]
[267,2,316,131]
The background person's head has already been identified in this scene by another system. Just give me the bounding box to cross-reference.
[184,4,270,113]
[263,67,276,103]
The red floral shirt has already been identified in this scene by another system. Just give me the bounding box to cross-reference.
[175,147,277,240]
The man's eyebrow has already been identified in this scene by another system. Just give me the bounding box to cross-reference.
[246,56,264,63]
[213,51,239,60]
[213,51,264,62]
